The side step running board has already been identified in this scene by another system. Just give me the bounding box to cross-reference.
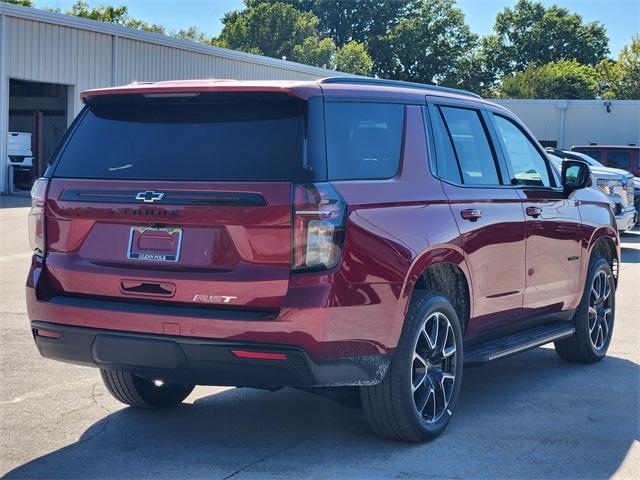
[464,323,575,365]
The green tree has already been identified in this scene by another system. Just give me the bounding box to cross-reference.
[246,0,414,77]
[335,41,373,76]
[292,35,336,68]
[246,0,414,47]
[377,0,478,85]
[499,60,597,99]
[597,36,640,100]
[2,0,35,6]
[490,0,609,74]
[218,1,338,68]
[172,26,213,44]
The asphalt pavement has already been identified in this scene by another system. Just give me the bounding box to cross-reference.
[1,194,638,479]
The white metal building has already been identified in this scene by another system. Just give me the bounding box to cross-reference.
[493,99,640,150]
[0,2,341,193]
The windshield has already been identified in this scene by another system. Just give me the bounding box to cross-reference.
[53,93,303,181]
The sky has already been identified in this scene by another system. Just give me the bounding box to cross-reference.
[39,0,639,56]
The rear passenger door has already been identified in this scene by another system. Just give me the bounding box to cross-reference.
[488,112,583,317]
[426,100,527,334]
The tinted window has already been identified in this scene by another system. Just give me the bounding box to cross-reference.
[440,106,500,185]
[54,94,303,181]
[493,115,551,187]
[581,150,602,163]
[606,151,631,169]
[325,102,403,180]
[430,108,461,183]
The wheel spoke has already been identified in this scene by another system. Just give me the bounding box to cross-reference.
[412,353,428,392]
[442,325,456,358]
[603,275,611,301]
[591,277,600,301]
[425,314,439,351]
[588,306,597,333]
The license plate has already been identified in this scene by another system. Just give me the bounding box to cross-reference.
[127,226,182,262]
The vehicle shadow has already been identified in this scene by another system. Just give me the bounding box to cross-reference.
[4,349,638,479]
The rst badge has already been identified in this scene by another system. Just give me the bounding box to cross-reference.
[193,294,238,304]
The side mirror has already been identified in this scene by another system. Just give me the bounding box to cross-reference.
[561,159,591,195]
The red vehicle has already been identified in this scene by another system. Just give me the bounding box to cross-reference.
[571,145,639,177]
[27,77,619,441]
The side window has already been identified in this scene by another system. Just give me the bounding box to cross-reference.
[606,151,631,169]
[492,114,551,187]
[325,102,404,180]
[429,107,461,184]
[439,106,501,185]
[582,150,602,163]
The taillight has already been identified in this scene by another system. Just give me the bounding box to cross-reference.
[28,178,48,256]
[292,183,347,272]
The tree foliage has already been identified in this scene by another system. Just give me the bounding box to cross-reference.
[217,2,320,60]
[248,0,415,46]
[499,60,597,99]
[217,1,372,74]
[173,26,213,45]
[63,1,166,34]
[597,35,640,100]
[2,0,35,6]
[375,0,477,86]
[292,35,336,68]
[489,0,609,74]
[335,41,373,76]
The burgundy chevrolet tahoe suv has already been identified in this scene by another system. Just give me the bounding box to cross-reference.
[26,77,619,442]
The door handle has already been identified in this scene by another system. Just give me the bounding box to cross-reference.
[460,208,482,222]
[526,206,542,218]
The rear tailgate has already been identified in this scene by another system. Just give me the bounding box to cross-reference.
[44,179,291,309]
[43,92,303,310]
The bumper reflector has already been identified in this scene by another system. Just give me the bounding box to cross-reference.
[231,350,287,361]
[35,329,60,339]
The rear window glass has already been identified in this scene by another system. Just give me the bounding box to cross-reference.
[325,102,404,180]
[53,94,303,181]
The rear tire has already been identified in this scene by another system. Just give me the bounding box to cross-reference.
[555,256,615,363]
[360,291,464,442]
[100,369,194,408]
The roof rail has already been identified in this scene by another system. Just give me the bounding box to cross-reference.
[320,77,482,99]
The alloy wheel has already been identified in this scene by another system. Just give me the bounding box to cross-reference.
[411,311,457,424]
[588,270,612,351]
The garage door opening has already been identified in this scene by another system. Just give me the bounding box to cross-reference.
[8,79,69,192]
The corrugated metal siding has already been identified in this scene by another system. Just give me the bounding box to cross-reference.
[117,38,321,83]
[5,16,112,111]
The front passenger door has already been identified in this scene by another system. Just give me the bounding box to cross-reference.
[489,113,583,318]
[427,103,527,335]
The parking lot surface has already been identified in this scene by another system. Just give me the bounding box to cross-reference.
[1,194,638,479]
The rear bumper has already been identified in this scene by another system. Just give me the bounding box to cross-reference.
[31,321,389,387]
